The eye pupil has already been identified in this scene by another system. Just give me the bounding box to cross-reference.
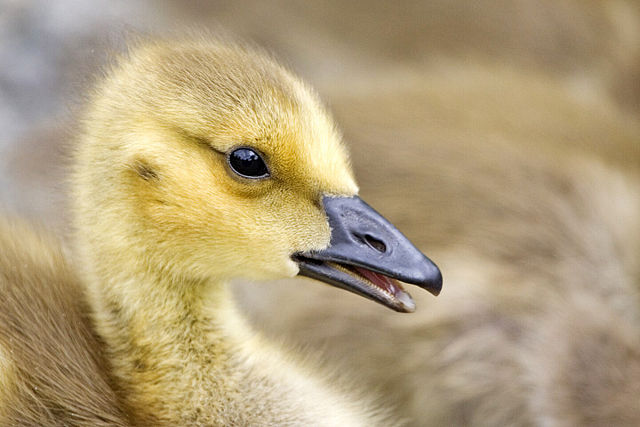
[228,148,269,178]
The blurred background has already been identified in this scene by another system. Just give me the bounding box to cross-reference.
[1,1,639,425]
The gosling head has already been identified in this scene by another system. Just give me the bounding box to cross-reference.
[74,38,441,312]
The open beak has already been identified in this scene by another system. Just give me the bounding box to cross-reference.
[293,195,442,313]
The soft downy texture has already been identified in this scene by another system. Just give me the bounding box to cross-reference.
[0,2,639,425]
[1,37,410,426]
[67,37,394,426]
[0,218,129,426]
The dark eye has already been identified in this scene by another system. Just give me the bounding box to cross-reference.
[227,147,270,179]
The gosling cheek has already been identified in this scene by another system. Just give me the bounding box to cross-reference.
[241,258,299,280]
[264,255,300,279]
[288,219,331,252]
[302,230,331,253]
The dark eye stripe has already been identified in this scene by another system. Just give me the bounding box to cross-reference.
[227,147,270,179]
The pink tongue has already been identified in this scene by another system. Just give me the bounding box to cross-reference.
[353,266,403,297]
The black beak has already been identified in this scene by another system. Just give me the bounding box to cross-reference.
[293,195,442,312]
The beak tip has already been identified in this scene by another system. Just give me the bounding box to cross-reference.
[420,263,443,296]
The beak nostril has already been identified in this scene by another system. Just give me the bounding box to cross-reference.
[363,234,386,253]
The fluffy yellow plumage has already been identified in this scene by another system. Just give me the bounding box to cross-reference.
[73,38,384,425]
[0,37,442,425]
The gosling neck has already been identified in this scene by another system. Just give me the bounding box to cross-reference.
[88,262,232,338]
[84,262,243,424]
